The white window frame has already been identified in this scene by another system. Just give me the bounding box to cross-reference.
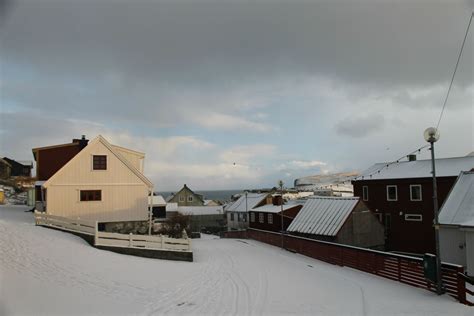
[362,186,369,201]
[179,196,185,202]
[250,212,255,222]
[410,185,422,201]
[405,214,423,222]
[258,213,264,223]
[230,213,234,221]
[187,195,193,202]
[268,214,273,224]
[386,185,398,201]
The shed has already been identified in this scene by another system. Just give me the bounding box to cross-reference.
[287,196,385,249]
[439,171,474,275]
[225,193,269,230]
[249,203,303,232]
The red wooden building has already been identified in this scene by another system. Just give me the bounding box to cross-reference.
[352,155,474,254]
[32,136,89,209]
[249,198,303,233]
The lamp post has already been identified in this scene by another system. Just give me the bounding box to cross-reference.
[279,180,284,249]
[424,127,444,295]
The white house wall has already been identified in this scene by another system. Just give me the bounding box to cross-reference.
[45,139,149,222]
[113,146,144,173]
[439,227,466,266]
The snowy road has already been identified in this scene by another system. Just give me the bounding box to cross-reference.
[0,206,471,315]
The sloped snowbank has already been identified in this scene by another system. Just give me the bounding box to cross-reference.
[0,205,471,315]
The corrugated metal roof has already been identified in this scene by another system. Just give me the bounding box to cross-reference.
[177,206,224,215]
[224,193,268,213]
[250,204,301,214]
[287,196,359,236]
[358,156,474,181]
[439,171,474,226]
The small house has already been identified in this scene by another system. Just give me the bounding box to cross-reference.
[439,171,474,276]
[150,194,167,219]
[0,158,12,179]
[167,184,205,206]
[2,157,33,177]
[249,202,303,232]
[225,193,269,230]
[287,196,385,249]
[177,205,225,233]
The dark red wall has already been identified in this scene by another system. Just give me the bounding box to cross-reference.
[353,177,456,254]
[249,205,302,232]
[36,145,84,180]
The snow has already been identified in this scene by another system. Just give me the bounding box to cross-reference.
[0,205,472,315]
[439,171,474,226]
[250,204,301,214]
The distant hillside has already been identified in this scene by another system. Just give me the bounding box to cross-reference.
[294,171,359,195]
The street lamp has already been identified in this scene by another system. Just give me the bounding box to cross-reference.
[279,180,284,249]
[424,127,444,295]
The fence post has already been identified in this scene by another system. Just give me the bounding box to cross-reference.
[457,269,467,305]
[94,221,98,246]
[398,258,402,282]
[129,233,133,247]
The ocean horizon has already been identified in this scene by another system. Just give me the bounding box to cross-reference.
[156,189,245,203]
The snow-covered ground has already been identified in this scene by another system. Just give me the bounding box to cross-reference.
[0,205,471,316]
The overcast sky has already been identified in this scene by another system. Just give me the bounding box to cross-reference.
[1,0,473,191]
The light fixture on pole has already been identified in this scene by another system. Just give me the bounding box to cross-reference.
[424,127,444,295]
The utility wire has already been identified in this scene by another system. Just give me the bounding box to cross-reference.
[436,12,473,130]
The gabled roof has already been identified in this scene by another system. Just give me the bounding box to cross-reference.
[287,196,360,236]
[149,195,166,206]
[43,135,153,189]
[250,204,301,214]
[0,158,12,167]
[225,193,268,213]
[177,206,224,215]
[439,171,474,227]
[357,156,474,181]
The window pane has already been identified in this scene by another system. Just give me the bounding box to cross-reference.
[93,155,107,170]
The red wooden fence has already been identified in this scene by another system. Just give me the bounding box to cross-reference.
[224,228,471,305]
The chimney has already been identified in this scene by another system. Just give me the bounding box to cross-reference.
[407,154,416,162]
[73,135,89,148]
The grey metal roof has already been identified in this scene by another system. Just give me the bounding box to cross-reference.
[224,193,268,213]
[250,204,301,214]
[439,171,474,226]
[287,196,359,236]
[358,156,474,181]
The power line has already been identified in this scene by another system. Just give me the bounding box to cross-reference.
[436,12,473,130]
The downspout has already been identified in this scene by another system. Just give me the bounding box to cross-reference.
[148,187,153,235]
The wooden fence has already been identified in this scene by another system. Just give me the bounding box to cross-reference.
[95,231,191,251]
[34,212,191,252]
[34,211,96,235]
[227,228,472,305]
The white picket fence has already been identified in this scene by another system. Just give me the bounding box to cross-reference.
[34,211,191,252]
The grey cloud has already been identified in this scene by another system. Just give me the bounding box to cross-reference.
[335,113,385,138]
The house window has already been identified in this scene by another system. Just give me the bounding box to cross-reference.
[242,213,247,222]
[179,196,185,202]
[230,213,234,221]
[362,186,369,201]
[386,185,398,201]
[187,196,193,202]
[92,155,107,170]
[250,213,255,222]
[405,214,422,222]
[80,190,101,201]
[268,214,273,224]
[410,185,422,201]
[259,213,264,223]
[376,213,383,223]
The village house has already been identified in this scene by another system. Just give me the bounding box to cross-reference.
[177,205,225,233]
[352,155,474,254]
[0,158,12,179]
[249,198,303,232]
[149,194,167,219]
[287,196,385,249]
[225,192,269,230]
[33,135,153,223]
[2,157,33,177]
[439,171,474,276]
[167,184,205,206]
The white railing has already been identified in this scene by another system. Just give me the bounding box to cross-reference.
[95,231,191,252]
[34,211,191,252]
[34,211,96,235]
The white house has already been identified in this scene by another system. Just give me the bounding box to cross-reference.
[42,135,154,222]
[439,171,474,276]
[225,193,269,230]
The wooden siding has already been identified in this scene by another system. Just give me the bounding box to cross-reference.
[353,177,456,254]
[44,139,149,222]
[113,146,144,172]
[35,144,84,180]
[249,205,302,232]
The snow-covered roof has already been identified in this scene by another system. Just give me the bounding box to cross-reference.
[17,160,33,167]
[439,171,474,227]
[287,196,360,236]
[166,203,178,212]
[357,156,474,181]
[149,195,166,206]
[177,206,224,216]
[250,204,301,214]
[225,193,268,213]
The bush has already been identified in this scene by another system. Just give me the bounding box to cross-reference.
[156,212,191,238]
